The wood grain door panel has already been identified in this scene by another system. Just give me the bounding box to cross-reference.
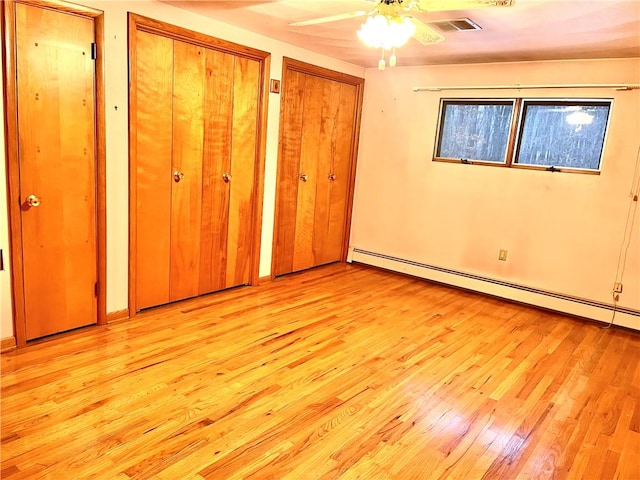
[226,57,260,288]
[273,71,306,277]
[326,83,358,263]
[16,4,97,340]
[135,31,174,310]
[312,78,342,267]
[199,49,234,295]
[170,40,205,302]
[131,19,266,311]
[274,62,362,278]
[291,75,324,272]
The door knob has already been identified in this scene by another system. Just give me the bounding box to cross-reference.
[173,170,184,183]
[222,173,232,183]
[328,173,336,181]
[26,194,40,207]
[299,173,308,182]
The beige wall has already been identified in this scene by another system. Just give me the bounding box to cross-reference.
[350,58,640,327]
[0,0,365,339]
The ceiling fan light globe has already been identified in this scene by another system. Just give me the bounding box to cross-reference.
[358,15,390,48]
[389,17,416,47]
[358,14,416,50]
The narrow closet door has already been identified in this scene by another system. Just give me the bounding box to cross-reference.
[226,57,260,288]
[323,82,358,263]
[291,75,325,272]
[135,31,173,310]
[170,40,205,302]
[273,70,306,277]
[199,49,234,294]
[310,78,344,267]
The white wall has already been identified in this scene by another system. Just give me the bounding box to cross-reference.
[0,0,365,340]
[350,58,640,328]
[0,71,12,340]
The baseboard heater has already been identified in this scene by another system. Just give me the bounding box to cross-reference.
[349,247,640,331]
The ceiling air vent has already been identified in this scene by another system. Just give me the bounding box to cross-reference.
[430,18,482,33]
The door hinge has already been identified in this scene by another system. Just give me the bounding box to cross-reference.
[0,249,3,271]
[94,282,99,296]
[90,43,97,60]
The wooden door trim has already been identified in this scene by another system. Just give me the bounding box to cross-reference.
[282,58,365,88]
[128,14,270,316]
[129,14,270,62]
[272,58,365,279]
[2,0,106,347]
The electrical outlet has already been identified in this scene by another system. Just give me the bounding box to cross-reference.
[613,283,623,293]
[498,249,508,261]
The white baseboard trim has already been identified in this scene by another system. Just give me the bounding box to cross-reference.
[349,247,640,331]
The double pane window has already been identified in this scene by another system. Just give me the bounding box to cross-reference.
[434,98,612,173]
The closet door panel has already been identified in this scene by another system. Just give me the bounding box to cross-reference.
[312,78,342,266]
[326,83,358,262]
[226,57,260,288]
[170,41,205,302]
[135,31,174,310]
[292,75,324,273]
[273,71,305,276]
[199,49,234,294]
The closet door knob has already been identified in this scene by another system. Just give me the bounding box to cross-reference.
[222,173,232,183]
[26,194,41,207]
[328,173,336,181]
[299,173,308,182]
[173,170,184,183]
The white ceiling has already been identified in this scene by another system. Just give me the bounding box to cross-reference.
[162,0,640,68]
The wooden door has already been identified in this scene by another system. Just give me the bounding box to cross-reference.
[173,46,260,297]
[15,3,98,340]
[134,30,173,310]
[199,49,234,295]
[199,53,260,294]
[132,19,266,312]
[273,60,363,277]
[170,40,205,301]
[225,56,260,289]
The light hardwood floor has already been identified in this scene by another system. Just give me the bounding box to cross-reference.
[1,263,639,479]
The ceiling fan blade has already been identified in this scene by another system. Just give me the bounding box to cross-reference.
[410,0,515,12]
[409,18,445,45]
[289,10,370,27]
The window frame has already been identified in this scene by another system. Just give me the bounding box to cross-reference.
[511,98,613,174]
[432,97,613,175]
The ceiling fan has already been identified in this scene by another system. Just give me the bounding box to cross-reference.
[290,0,515,69]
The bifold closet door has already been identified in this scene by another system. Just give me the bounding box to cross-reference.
[274,67,360,276]
[135,31,261,310]
[200,54,259,293]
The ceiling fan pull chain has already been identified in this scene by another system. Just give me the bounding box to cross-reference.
[378,49,386,71]
[390,47,397,67]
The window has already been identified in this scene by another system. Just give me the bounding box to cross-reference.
[514,101,611,171]
[433,98,612,174]
[435,100,514,164]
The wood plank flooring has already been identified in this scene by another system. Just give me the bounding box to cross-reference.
[2,263,639,479]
